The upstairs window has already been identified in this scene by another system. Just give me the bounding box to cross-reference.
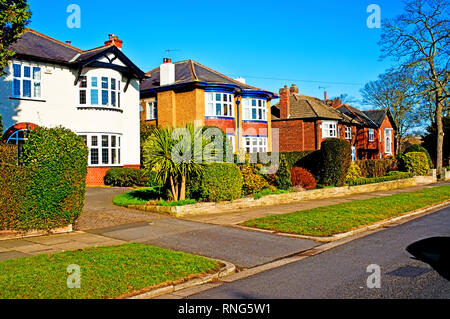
[243,98,267,121]
[79,75,120,108]
[12,63,41,99]
[146,101,157,120]
[345,127,352,140]
[322,121,337,138]
[368,128,375,142]
[205,92,234,118]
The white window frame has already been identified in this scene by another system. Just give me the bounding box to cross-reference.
[345,127,352,140]
[242,98,267,121]
[385,129,392,155]
[227,135,235,153]
[146,101,157,120]
[322,121,338,138]
[243,136,267,153]
[78,133,122,167]
[79,75,121,108]
[12,62,42,99]
[368,128,375,142]
[205,92,234,118]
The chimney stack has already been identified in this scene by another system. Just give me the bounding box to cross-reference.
[160,58,175,86]
[105,34,123,50]
[279,85,291,119]
[324,90,327,102]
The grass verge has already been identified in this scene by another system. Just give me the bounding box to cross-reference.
[241,185,450,237]
[112,187,162,206]
[0,243,220,299]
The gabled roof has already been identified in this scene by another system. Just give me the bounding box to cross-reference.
[271,94,351,121]
[337,104,378,128]
[363,109,398,130]
[141,60,277,98]
[10,29,144,79]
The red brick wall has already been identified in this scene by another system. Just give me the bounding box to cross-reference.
[378,115,395,158]
[271,119,318,152]
[86,165,141,186]
[204,118,236,133]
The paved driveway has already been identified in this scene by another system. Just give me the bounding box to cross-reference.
[76,187,168,230]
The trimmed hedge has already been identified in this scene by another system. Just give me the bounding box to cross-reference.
[0,127,88,231]
[104,168,159,187]
[357,157,398,178]
[319,138,351,187]
[346,172,414,186]
[188,163,243,202]
[403,152,429,176]
[404,144,433,169]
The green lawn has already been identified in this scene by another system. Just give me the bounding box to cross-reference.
[112,187,162,206]
[0,243,220,299]
[241,185,450,237]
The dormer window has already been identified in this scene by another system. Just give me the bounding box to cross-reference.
[12,63,41,99]
[79,75,120,108]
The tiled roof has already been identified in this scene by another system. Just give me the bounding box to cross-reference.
[337,104,378,127]
[272,94,350,121]
[141,60,274,95]
[363,109,388,127]
[10,29,144,78]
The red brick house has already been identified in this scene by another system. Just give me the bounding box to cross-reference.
[271,85,396,161]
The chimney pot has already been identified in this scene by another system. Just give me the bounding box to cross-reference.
[65,41,71,45]
[104,34,123,50]
[290,84,299,95]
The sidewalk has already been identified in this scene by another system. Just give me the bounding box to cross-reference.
[183,181,450,226]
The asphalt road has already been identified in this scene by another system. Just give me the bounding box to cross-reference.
[190,205,450,299]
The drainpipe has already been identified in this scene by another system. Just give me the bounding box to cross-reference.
[236,94,241,151]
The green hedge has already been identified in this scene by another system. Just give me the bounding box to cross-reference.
[275,156,292,190]
[188,163,243,202]
[404,144,433,169]
[104,168,159,187]
[403,152,429,176]
[357,157,398,178]
[319,138,351,187]
[345,172,414,186]
[0,127,88,231]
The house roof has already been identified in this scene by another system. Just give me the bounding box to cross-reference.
[363,109,388,127]
[10,29,144,79]
[271,94,352,122]
[337,104,378,128]
[141,60,277,98]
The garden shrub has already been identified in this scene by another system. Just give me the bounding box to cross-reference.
[404,144,433,169]
[294,150,322,177]
[290,167,316,190]
[195,163,243,202]
[275,157,292,190]
[0,143,16,164]
[319,138,351,187]
[346,162,362,182]
[240,164,272,195]
[104,167,159,187]
[357,157,398,178]
[403,152,429,176]
[18,127,89,231]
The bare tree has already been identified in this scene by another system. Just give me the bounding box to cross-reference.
[380,0,449,173]
[361,69,420,154]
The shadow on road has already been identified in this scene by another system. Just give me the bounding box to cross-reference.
[406,237,450,281]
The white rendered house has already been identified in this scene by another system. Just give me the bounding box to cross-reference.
[0,29,144,185]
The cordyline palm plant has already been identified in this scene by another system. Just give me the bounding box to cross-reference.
[143,123,216,201]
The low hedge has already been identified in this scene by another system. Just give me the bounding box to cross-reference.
[188,163,243,202]
[345,172,414,186]
[104,168,159,187]
[357,157,398,178]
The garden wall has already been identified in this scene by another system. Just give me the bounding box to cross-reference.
[128,175,437,217]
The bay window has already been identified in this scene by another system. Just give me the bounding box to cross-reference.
[79,133,121,166]
[242,98,267,121]
[12,63,41,99]
[79,75,120,108]
[244,136,268,153]
[322,121,337,138]
[205,92,234,117]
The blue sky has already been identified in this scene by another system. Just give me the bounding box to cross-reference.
[27,0,406,108]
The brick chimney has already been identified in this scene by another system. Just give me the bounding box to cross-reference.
[331,97,342,109]
[105,34,123,50]
[279,85,291,119]
[290,84,299,95]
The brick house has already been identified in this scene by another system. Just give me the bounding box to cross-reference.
[271,85,396,161]
[0,29,145,185]
[140,59,277,153]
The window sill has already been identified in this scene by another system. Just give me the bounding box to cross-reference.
[242,120,268,123]
[205,116,235,120]
[88,164,123,168]
[9,97,46,103]
[77,106,123,113]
